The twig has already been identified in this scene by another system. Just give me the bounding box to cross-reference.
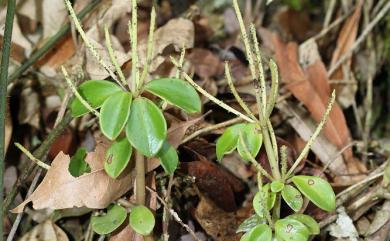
[8,0,101,82]
[162,174,174,241]
[175,47,186,79]
[0,1,16,239]
[146,187,202,241]
[328,1,390,76]
[323,0,336,28]
[14,143,51,170]
[4,112,73,213]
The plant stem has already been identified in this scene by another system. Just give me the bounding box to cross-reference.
[1,1,16,240]
[130,0,139,92]
[135,150,146,205]
[8,0,101,82]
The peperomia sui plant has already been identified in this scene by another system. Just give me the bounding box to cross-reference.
[170,0,337,240]
[62,0,201,237]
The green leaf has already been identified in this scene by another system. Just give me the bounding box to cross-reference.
[240,232,250,241]
[70,80,122,117]
[91,204,127,235]
[253,191,266,217]
[216,123,245,161]
[100,91,132,140]
[104,137,132,178]
[286,214,320,235]
[292,175,336,212]
[275,218,309,241]
[263,184,276,210]
[129,205,155,236]
[245,224,272,241]
[144,78,201,113]
[281,184,303,212]
[157,141,179,175]
[237,214,264,233]
[68,148,90,177]
[126,98,167,157]
[271,180,284,192]
[253,184,275,217]
[237,124,262,162]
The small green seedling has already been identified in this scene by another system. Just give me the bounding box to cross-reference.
[170,0,337,240]
[63,0,201,237]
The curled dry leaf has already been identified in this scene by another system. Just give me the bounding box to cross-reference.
[18,219,69,241]
[329,0,363,107]
[12,141,133,213]
[138,18,195,73]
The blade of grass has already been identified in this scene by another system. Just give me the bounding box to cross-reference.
[1,0,16,239]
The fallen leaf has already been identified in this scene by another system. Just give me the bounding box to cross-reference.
[188,48,223,79]
[329,0,363,107]
[18,87,40,129]
[167,114,205,148]
[328,207,359,241]
[18,219,69,241]
[12,141,133,213]
[365,200,390,236]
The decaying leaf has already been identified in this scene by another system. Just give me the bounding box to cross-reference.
[18,219,69,241]
[12,141,133,213]
[328,207,359,241]
[329,0,363,107]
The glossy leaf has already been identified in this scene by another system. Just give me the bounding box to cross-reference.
[253,191,266,217]
[104,137,132,178]
[100,91,132,140]
[129,205,155,236]
[157,141,179,175]
[144,78,201,113]
[126,98,167,157]
[271,180,284,192]
[281,184,303,212]
[237,214,264,233]
[237,124,262,162]
[216,124,245,161]
[68,148,90,177]
[275,218,309,241]
[70,80,122,117]
[91,204,127,235]
[286,214,320,235]
[240,232,250,241]
[292,175,336,212]
[246,224,272,241]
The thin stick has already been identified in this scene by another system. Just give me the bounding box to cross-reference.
[64,0,119,83]
[104,25,127,87]
[175,48,186,79]
[129,0,139,92]
[1,1,16,239]
[238,132,274,181]
[328,1,390,76]
[146,187,202,241]
[170,57,253,123]
[140,5,157,87]
[287,90,336,177]
[225,62,257,121]
[61,66,100,117]
[15,143,51,170]
[8,0,100,82]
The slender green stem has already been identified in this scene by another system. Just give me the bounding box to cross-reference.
[1,0,16,239]
[280,145,288,180]
[261,126,280,179]
[14,143,51,170]
[129,0,139,92]
[272,194,281,221]
[265,60,278,119]
[8,0,100,82]
[104,25,127,87]
[286,90,336,178]
[135,150,146,205]
[256,172,273,227]
[139,5,156,89]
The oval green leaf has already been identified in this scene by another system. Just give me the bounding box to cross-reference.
[91,204,127,235]
[253,191,266,217]
[246,224,272,241]
[129,205,155,236]
[291,175,336,212]
[68,148,90,177]
[99,91,132,140]
[216,123,245,161]
[70,80,122,117]
[126,98,167,157]
[104,137,132,178]
[281,184,303,212]
[237,124,262,162]
[237,214,264,233]
[271,180,284,192]
[275,218,309,241]
[157,140,179,175]
[263,184,276,210]
[144,78,201,113]
[286,214,320,235]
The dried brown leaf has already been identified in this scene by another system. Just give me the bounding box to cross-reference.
[18,219,69,241]
[12,141,133,213]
